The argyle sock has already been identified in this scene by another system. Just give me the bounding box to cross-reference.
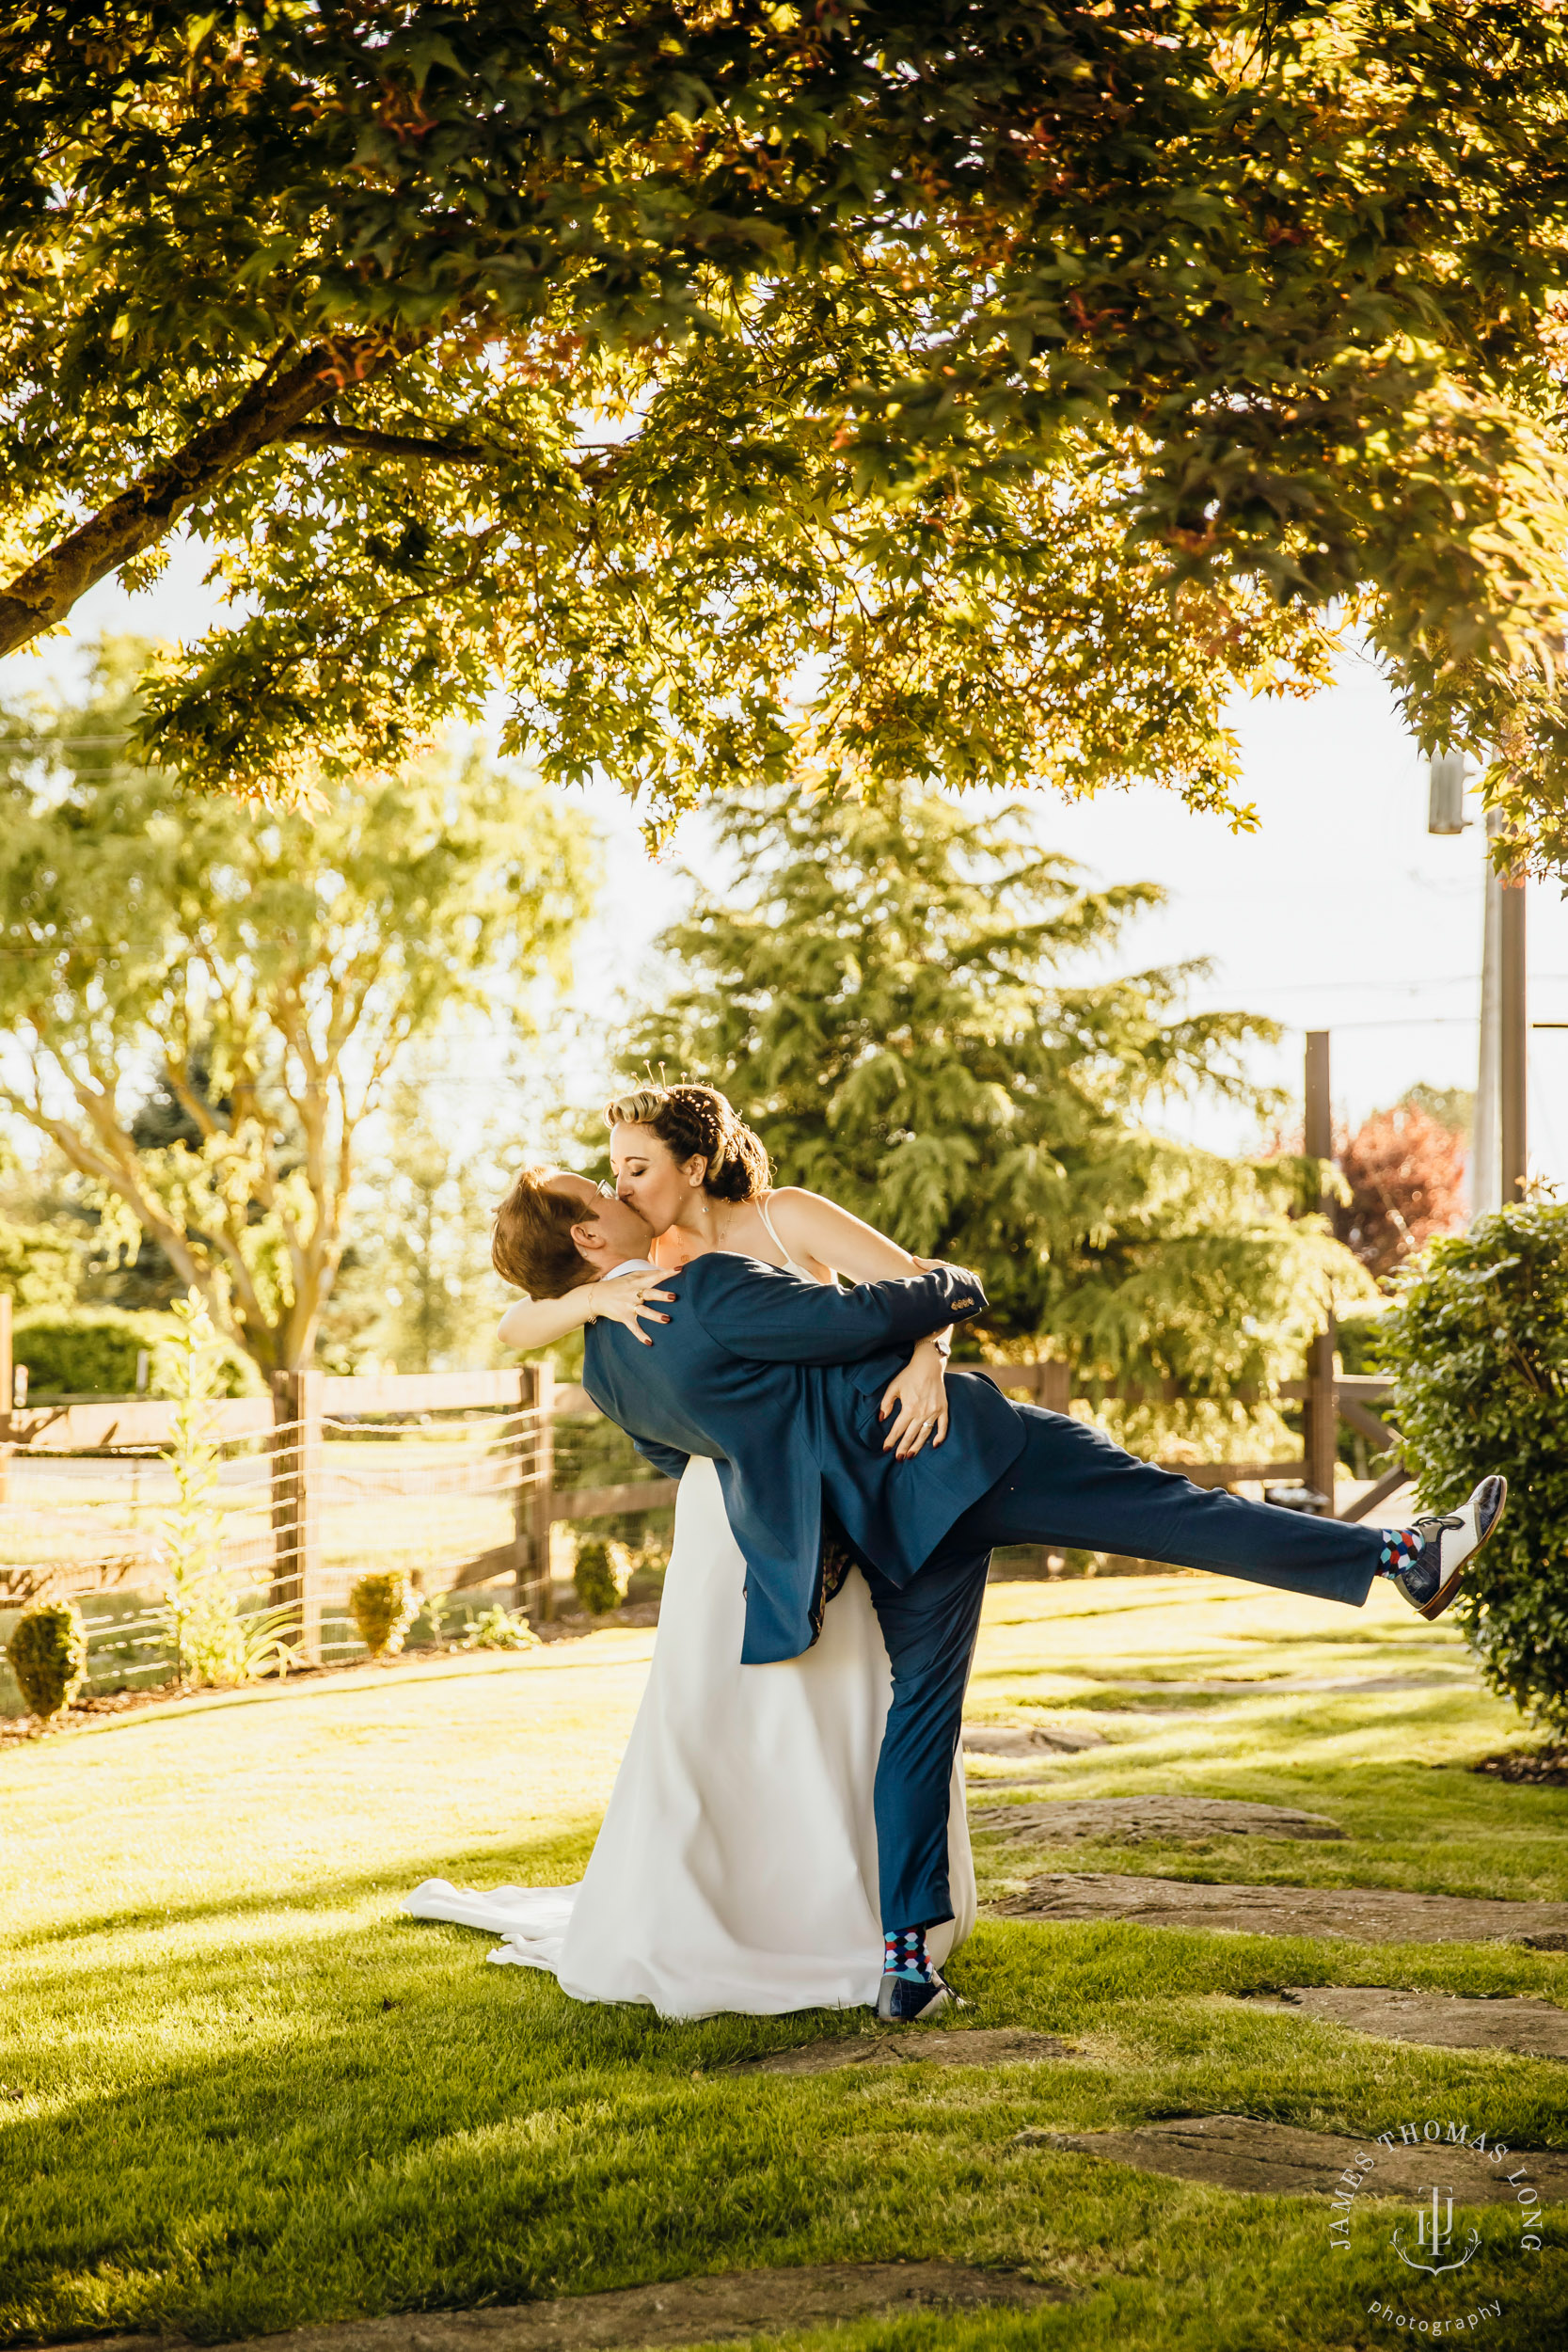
[1376,1525,1425,1578]
[883,1928,936,1984]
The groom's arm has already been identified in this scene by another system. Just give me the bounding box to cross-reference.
[679,1256,986,1367]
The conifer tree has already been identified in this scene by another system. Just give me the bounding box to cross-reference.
[623,787,1370,1444]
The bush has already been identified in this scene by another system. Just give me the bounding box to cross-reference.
[462,1605,540,1652]
[1380,1201,1568,1730]
[12,1307,261,1398]
[5,1600,87,1722]
[349,1570,420,1660]
[573,1537,631,1615]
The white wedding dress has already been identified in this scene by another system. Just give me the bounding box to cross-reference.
[406,1219,975,2018]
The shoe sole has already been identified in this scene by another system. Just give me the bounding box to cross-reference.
[1418,1476,1508,1622]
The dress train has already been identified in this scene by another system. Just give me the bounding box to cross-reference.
[406,1455,974,2018]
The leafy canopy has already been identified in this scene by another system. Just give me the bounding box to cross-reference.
[6,6,1568,857]
[0,641,599,1372]
[618,781,1371,1444]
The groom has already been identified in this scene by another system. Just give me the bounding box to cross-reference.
[495,1168,1507,2024]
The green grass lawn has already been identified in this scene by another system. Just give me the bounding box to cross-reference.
[4,1578,1566,2351]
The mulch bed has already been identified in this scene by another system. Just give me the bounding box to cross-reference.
[0,1607,659,1745]
[1472,1745,1568,1787]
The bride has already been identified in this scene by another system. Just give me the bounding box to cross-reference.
[405,1084,976,2018]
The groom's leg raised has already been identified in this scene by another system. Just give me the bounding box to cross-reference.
[947,1404,1383,1603]
[862,1545,991,1935]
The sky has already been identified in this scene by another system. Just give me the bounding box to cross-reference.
[6,532,1566,1192]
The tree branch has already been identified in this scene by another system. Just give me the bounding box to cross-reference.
[0,342,379,658]
[282,418,493,467]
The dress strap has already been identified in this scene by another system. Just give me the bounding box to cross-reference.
[755,1192,807,1275]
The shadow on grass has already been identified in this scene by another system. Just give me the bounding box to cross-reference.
[5,1820,606,1950]
[8,1915,1568,2349]
[6,1644,653,1754]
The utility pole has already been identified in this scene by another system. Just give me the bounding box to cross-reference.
[1500,851,1528,1204]
[1474,813,1502,1217]
[1430,759,1521,1217]
[1303,1030,1338,1507]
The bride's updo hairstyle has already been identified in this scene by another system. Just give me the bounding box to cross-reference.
[605,1083,770,1203]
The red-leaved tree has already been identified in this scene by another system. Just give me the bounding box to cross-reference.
[1335,1104,1467,1280]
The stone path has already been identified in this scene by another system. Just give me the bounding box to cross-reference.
[1011,2113,1568,2200]
[974,1797,1345,1843]
[65,2265,1066,2352]
[1236,1984,1568,2058]
[1000,1871,1568,1947]
[962,1721,1104,1755]
[1073,1674,1463,1699]
[725,2027,1074,2077]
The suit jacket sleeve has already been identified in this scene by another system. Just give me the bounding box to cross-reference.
[682,1256,987,1366]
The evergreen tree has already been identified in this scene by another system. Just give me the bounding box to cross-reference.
[622,787,1370,1447]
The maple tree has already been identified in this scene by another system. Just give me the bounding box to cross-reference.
[3,6,1568,855]
[1335,1100,1468,1282]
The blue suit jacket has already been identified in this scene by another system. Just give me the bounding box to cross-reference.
[581,1255,1026,1663]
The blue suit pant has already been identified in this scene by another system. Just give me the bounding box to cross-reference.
[862,1404,1386,1937]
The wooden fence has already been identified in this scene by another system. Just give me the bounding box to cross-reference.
[2,1274,1405,1653]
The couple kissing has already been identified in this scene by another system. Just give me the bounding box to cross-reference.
[406,1084,1507,2023]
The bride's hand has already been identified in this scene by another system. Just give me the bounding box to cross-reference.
[879,1339,949,1458]
[590,1269,676,1345]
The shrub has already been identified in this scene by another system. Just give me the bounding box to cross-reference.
[573,1537,631,1615]
[12,1307,261,1398]
[1380,1201,1568,1731]
[5,1600,87,1722]
[462,1605,540,1651]
[350,1570,420,1660]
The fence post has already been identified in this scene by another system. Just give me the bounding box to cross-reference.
[504,1367,531,1617]
[0,1292,10,1504]
[1037,1360,1071,1416]
[522,1360,555,1622]
[1304,1030,1338,1506]
[0,1289,10,1505]
[271,1367,325,1662]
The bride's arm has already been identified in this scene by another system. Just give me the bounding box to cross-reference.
[764,1189,954,1458]
[497,1269,674,1352]
[763,1187,922,1282]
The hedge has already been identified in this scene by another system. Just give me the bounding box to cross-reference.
[11,1308,262,1399]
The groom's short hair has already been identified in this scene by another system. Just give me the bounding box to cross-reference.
[493,1168,597,1297]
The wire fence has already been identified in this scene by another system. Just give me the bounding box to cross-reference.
[0,1377,559,1702]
